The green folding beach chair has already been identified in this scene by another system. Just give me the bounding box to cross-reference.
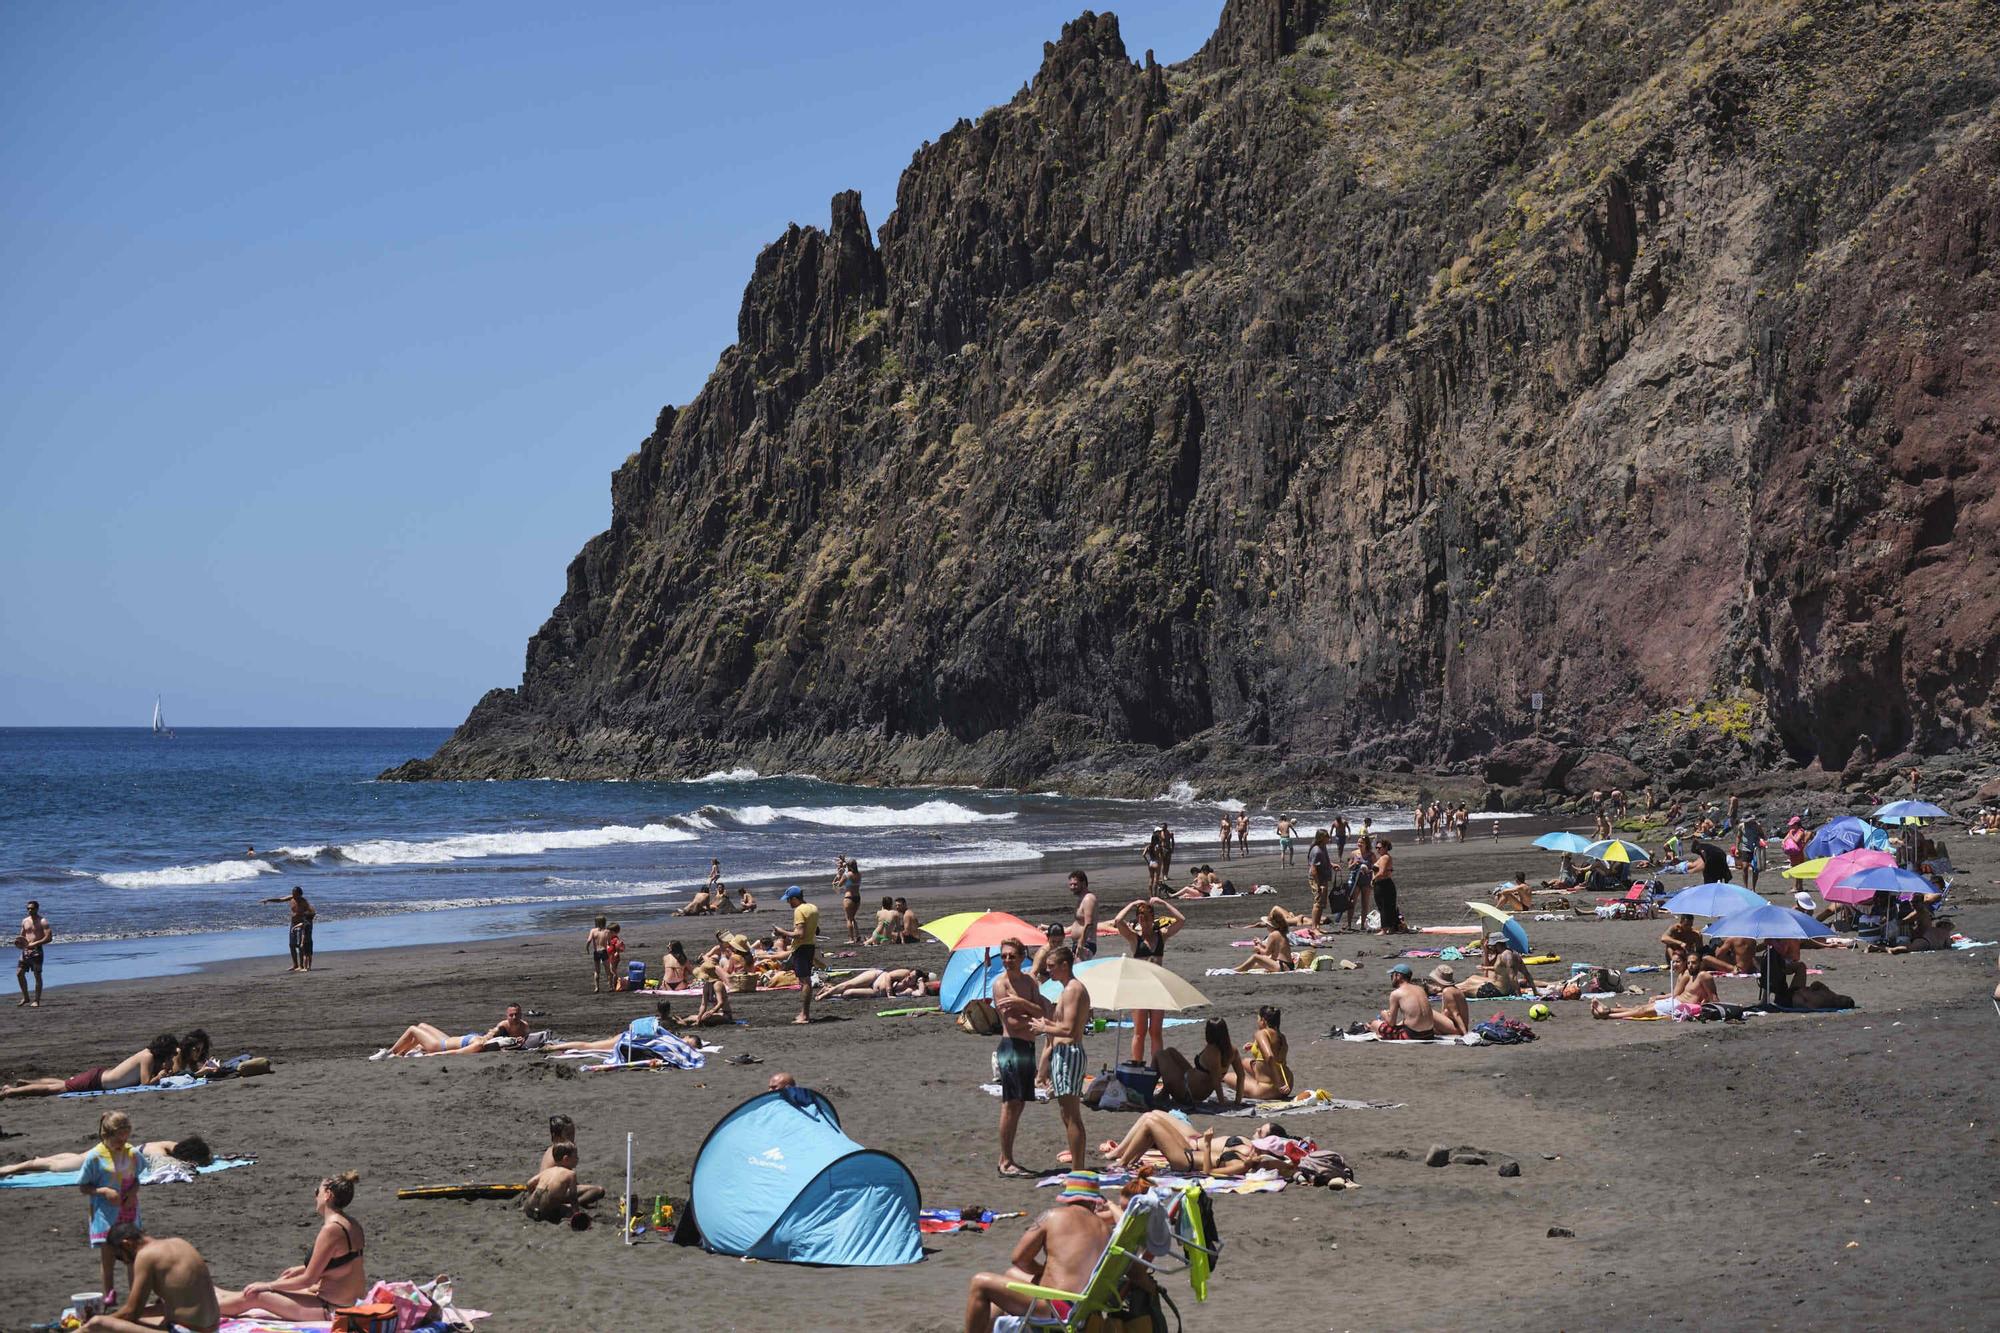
[1005,1202,1152,1330]
[1165,1182,1219,1302]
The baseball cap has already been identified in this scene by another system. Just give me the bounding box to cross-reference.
[1388,962,1413,978]
[781,885,803,901]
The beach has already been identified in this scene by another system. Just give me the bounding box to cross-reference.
[4,829,1998,1331]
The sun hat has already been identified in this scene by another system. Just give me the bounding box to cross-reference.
[1056,1171,1102,1205]
[1388,962,1414,978]
[1428,964,1457,985]
[781,885,803,901]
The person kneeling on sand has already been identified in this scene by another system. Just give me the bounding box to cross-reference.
[522,1141,603,1223]
[213,1171,366,1321]
[84,1224,219,1333]
[1,1034,179,1099]
[371,1004,527,1059]
[962,1171,1120,1333]
[1370,963,1463,1038]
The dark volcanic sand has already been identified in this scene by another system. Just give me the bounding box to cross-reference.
[4,830,1999,1331]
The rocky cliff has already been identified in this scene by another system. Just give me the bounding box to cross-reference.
[387,0,2000,798]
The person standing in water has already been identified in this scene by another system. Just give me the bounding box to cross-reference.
[17,899,52,1008]
[260,887,315,973]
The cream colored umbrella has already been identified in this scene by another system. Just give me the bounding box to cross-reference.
[1072,956,1211,1012]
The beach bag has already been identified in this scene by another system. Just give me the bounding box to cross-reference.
[332,1304,397,1333]
[957,999,1002,1036]
[1294,1148,1354,1186]
[1472,1016,1536,1045]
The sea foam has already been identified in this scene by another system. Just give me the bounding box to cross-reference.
[704,799,1015,829]
[335,822,698,866]
[101,859,278,889]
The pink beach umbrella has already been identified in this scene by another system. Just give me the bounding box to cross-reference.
[1817,850,1896,905]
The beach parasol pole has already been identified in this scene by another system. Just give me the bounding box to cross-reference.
[624,1131,634,1246]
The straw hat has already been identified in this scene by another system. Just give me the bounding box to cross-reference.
[1428,964,1457,986]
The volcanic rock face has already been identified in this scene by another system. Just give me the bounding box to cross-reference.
[388,1,2000,793]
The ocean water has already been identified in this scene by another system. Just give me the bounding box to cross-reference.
[0,728,1439,984]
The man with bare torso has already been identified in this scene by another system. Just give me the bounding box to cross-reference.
[1065,871,1098,960]
[17,899,52,1007]
[1371,963,1443,1038]
[85,1225,220,1333]
[1010,945,1089,1171]
[962,1172,1119,1333]
[992,939,1044,1177]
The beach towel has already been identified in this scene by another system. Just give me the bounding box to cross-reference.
[0,1156,253,1190]
[1417,926,1481,935]
[1207,1090,1403,1116]
[1950,937,1997,950]
[1339,1032,1478,1046]
[59,1075,209,1100]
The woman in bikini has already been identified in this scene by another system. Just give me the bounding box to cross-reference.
[1227,1006,1292,1101]
[1156,1018,1247,1107]
[1234,912,1295,972]
[1097,1111,1299,1179]
[1,1134,213,1179]
[215,1171,367,1320]
[841,857,863,944]
[814,967,931,1000]
[1112,897,1186,1068]
[660,941,690,989]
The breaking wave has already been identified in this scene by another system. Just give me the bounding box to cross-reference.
[699,799,1015,829]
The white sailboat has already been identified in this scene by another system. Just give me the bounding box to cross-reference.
[152,695,175,739]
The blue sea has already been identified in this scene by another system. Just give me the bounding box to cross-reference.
[0,728,1416,986]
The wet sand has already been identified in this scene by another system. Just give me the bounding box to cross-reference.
[4,828,1998,1331]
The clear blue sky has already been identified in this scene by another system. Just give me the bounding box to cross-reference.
[0,1,1223,727]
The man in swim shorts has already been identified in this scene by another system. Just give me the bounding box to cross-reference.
[772,886,818,1025]
[1065,870,1098,959]
[1370,963,1439,1039]
[17,899,51,1007]
[991,939,1043,1177]
[259,887,315,973]
[86,1224,220,1333]
[1012,945,1088,1171]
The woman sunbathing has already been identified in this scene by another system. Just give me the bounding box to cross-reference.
[660,941,690,988]
[0,1134,213,1178]
[215,1171,367,1320]
[1233,913,1295,972]
[674,887,718,916]
[0,1033,178,1099]
[815,967,932,1001]
[1097,1111,1299,1178]
[1592,961,1718,1020]
[1225,1006,1293,1101]
[372,1005,527,1059]
[1156,1018,1247,1106]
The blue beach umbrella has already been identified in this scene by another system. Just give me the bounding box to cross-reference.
[1533,831,1593,853]
[1701,903,1834,942]
[1871,800,1951,825]
[1663,882,1766,918]
[1829,865,1943,898]
[1804,816,1887,860]
[938,948,1062,1014]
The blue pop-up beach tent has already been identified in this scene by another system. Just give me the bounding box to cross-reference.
[687,1088,922,1266]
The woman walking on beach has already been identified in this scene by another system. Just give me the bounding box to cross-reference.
[1111,897,1185,1068]
[215,1171,367,1320]
[841,857,862,945]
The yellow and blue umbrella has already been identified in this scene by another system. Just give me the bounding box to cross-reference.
[1583,838,1649,864]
